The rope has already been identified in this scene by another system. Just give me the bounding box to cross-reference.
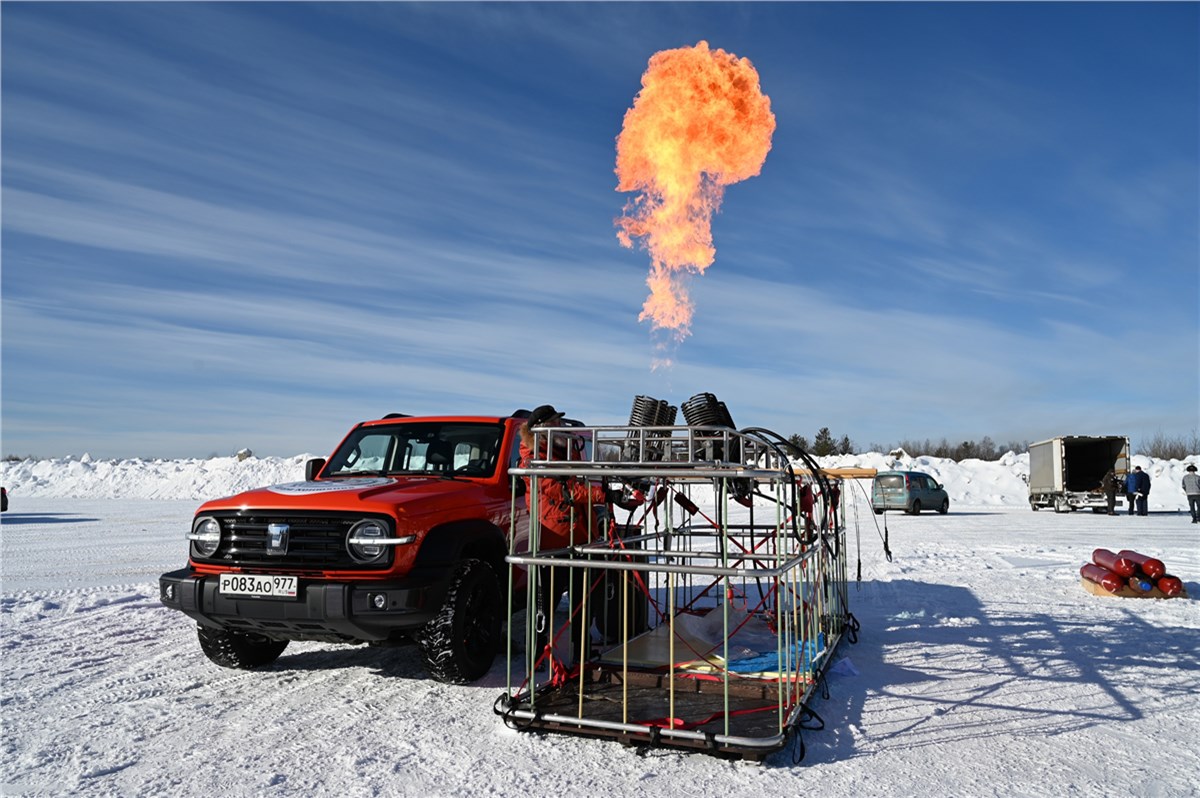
[492,692,541,731]
[846,611,860,645]
[788,703,824,764]
[600,520,665,622]
[850,476,892,562]
[851,483,863,586]
[796,703,825,730]
[791,730,806,765]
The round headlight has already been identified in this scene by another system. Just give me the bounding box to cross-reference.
[191,516,222,558]
[347,520,388,563]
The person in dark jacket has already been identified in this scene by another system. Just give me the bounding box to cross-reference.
[1100,469,1118,515]
[1130,466,1150,516]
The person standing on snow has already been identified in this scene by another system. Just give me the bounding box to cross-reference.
[1182,464,1200,523]
[518,404,633,661]
[518,404,615,548]
[1130,466,1151,516]
[1100,469,1118,515]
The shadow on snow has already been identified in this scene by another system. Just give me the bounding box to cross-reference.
[793,579,1199,766]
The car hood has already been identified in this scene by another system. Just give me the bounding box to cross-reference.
[197,476,494,516]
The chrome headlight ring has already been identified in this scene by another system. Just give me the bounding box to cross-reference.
[346,519,389,563]
[345,519,416,564]
[188,516,222,558]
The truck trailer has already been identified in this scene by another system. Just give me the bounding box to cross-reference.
[1028,435,1130,513]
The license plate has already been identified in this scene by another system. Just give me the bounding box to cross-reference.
[219,573,298,598]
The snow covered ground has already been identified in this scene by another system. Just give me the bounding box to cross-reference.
[2,454,1199,796]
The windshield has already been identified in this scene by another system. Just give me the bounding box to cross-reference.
[325,422,504,478]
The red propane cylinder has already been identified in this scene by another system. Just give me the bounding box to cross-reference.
[1092,548,1135,577]
[1080,563,1123,593]
[1117,549,1166,580]
[1156,575,1184,597]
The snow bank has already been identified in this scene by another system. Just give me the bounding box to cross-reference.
[1,451,1195,508]
[820,450,1034,506]
[0,453,315,501]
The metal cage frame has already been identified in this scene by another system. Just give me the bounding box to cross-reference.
[496,424,852,760]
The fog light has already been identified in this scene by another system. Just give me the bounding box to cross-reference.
[371,593,387,610]
[164,584,175,601]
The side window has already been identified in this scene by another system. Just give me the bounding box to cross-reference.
[510,430,524,470]
[509,430,528,495]
[452,442,482,471]
[350,435,392,472]
[409,441,431,471]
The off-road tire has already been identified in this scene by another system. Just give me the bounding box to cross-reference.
[417,558,501,684]
[909,500,922,515]
[197,626,288,669]
[939,499,949,514]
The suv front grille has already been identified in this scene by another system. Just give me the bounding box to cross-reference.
[193,511,394,570]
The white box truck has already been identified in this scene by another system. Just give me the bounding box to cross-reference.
[1028,435,1130,513]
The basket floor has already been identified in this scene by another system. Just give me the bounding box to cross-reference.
[507,667,804,759]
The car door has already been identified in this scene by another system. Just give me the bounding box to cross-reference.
[874,474,904,509]
[925,475,947,508]
[915,475,930,505]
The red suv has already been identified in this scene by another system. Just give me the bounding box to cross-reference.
[159,413,532,683]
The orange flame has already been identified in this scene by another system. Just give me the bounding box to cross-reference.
[616,41,775,342]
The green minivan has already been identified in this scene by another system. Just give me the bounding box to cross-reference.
[871,470,949,515]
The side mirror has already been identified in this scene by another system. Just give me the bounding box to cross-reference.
[305,458,326,481]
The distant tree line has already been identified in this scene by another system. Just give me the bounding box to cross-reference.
[868,437,1033,461]
[787,430,1029,461]
[787,428,855,456]
[787,429,1200,462]
[1134,431,1200,460]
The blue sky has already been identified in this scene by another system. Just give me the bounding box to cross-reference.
[2,2,1197,459]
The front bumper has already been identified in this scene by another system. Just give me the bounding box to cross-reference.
[158,567,449,643]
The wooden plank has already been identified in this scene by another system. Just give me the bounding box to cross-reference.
[1080,577,1188,599]
[791,467,878,479]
